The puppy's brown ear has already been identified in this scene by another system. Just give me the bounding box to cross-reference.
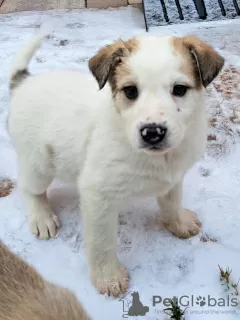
[89,39,138,90]
[183,36,224,87]
[88,41,126,90]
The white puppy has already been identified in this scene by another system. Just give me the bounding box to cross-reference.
[8,32,224,297]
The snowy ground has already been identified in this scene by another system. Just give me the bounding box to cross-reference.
[1,6,240,320]
[144,0,240,27]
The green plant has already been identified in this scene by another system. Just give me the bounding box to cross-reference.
[163,297,187,320]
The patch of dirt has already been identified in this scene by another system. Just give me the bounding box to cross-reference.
[0,178,14,197]
[54,39,70,47]
[200,234,218,243]
[199,166,211,177]
[207,134,217,141]
[66,22,85,29]
[207,64,240,158]
[213,66,240,100]
[36,56,46,63]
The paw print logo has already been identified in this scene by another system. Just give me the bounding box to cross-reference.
[196,296,206,307]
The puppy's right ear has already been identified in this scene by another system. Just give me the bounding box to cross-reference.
[88,41,126,90]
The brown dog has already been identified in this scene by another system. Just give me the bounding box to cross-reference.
[0,241,90,320]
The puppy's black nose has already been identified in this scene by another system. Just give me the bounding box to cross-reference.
[140,124,167,146]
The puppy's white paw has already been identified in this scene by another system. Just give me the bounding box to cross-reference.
[91,262,129,297]
[164,209,201,239]
[29,212,60,240]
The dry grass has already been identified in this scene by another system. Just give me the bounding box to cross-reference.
[218,265,239,296]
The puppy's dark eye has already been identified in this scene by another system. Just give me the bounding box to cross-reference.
[172,85,188,97]
[123,86,138,100]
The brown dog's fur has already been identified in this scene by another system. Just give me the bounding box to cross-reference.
[0,241,90,320]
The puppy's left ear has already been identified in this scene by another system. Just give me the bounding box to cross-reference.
[183,36,224,87]
[89,41,126,90]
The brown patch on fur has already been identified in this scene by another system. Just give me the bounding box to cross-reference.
[88,38,139,94]
[10,69,30,91]
[0,179,14,197]
[0,241,90,320]
[172,36,224,88]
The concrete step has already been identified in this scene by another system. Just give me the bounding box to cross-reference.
[0,0,85,13]
[0,0,142,13]
[128,0,141,4]
[87,0,127,8]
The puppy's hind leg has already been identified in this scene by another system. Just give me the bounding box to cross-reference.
[19,161,60,240]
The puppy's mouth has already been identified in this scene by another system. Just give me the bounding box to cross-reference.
[142,144,170,154]
[149,146,161,151]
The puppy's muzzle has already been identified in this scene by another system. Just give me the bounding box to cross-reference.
[140,123,167,150]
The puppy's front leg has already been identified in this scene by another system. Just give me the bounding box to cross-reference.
[81,191,129,297]
[157,181,201,238]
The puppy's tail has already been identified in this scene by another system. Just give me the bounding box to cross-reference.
[10,26,49,90]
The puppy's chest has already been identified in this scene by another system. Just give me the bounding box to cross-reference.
[135,168,181,196]
[114,140,201,198]
[129,174,173,197]
[111,159,184,198]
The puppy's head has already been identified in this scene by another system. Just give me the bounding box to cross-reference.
[89,35,224,153]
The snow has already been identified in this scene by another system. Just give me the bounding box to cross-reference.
[144,0,240,27]
[0,6,240,320]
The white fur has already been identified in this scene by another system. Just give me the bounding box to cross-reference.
[10,26,49,79]
[8,33,209,296]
